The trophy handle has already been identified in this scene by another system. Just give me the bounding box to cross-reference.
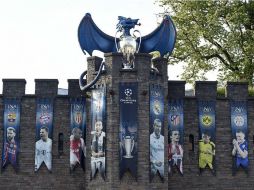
[119,140,124,159]
[133,30,141,53]
[121,140,125,150]
[115,31,120,52]
[79,61,105,91]
[131,138,135,153]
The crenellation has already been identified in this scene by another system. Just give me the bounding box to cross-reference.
[35,79,59,98]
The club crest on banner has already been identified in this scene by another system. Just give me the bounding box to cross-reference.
[39,104,51,125]
[201,115,212,127]
[233,107,245,127]
[7,104,18,124]
[153,100,162,115]
[234,115,244,127]
[73,104,84,125]
[7,112,16,123]
[170,115,180,127]
[39,113,51,125]
[74,112,82,125]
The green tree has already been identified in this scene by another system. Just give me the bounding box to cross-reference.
[157,0,254,85]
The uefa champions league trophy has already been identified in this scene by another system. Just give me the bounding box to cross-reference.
[115,16,141,69]
[123,136,135,158]
[78,13,177,91]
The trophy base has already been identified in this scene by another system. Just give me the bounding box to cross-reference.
[123,65,132,69]
[123,155,133,158]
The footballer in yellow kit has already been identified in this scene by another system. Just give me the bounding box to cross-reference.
[199,133,215,169]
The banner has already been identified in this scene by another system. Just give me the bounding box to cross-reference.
[119,82,138,179]
[70,98,86,172]
[198,100,216,175]
[90,87,106,180]
[168,99,184,176]
[231,101,248,176]
[149,84,164,180]
[34,99,54,172]
[1,99,21,172]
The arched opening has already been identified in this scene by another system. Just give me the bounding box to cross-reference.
[58,133,64,155]
[188,134,194,152]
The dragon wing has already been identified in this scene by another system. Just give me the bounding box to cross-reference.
[78,13,118,56]
[139,15,177,57]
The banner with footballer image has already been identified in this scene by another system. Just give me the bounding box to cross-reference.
[149,84,164,181]
[168,99,184,176]
[198,100,216,175]
[1,99,21,172]
[119,82,138,179]
[70,98,86,172]
[90,86,106,180]
[230,101,248,176]
[34,99,54,172]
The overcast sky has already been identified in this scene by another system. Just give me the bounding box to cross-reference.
[0,0,187,94]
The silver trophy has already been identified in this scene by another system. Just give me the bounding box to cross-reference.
[115,16,141,69]
[123,136,135,158]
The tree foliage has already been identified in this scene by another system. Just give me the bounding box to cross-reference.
[157,0,254,85]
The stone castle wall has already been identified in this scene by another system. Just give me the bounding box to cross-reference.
[0,53,253,189]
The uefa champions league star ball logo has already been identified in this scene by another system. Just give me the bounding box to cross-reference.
[120,87,136,104]
[125,89,132,97]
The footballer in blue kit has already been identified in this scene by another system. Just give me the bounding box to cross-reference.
[236,140,248,168]
[232,130,248,175]
[2,127,18,169]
